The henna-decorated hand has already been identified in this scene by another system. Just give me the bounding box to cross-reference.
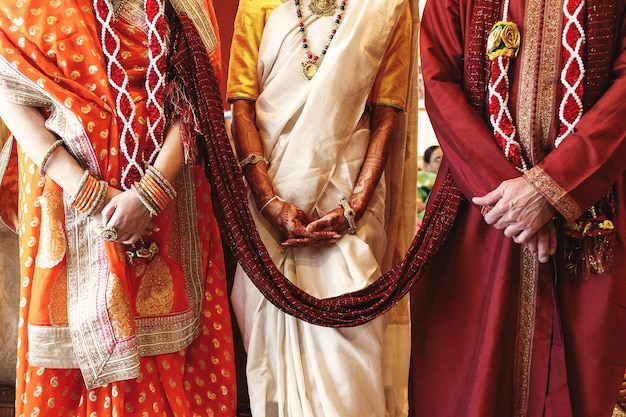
[305,207,349,235]
[262,198,341,247]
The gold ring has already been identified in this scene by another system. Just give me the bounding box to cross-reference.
[101,226,118,241]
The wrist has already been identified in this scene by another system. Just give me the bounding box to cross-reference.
[339,198,357,235]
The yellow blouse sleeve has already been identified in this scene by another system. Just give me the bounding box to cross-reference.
[369,3,412,110]
[226,0,281,102]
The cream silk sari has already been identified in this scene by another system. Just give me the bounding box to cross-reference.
[228,0,418,415]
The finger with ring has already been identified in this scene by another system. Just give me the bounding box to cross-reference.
[101,226,118,241]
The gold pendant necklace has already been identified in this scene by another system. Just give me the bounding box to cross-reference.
[302,61,319,80]
[295,0,347,81]
[308,0,336,17]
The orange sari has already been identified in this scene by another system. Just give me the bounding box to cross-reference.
[0,1,236,415]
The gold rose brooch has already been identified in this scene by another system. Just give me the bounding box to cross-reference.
[487,21,521,60]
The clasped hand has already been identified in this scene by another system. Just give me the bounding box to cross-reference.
[99,188,160,245]
[261,198,345,247]
[472,177,556,263]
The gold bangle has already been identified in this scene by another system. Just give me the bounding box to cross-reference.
[259,195,283,213]
[67,170,90,205]
[39,139,64,175]
[239,153,270,170]
[338,197,357,235]
[146,165,177,199]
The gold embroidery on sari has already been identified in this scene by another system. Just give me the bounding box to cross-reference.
[50,265,69,326]
[106,271,135,340]
[35,190,66,268]
[136,256,174,316]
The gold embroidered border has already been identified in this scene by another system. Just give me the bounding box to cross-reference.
[535,1,563,160]
[514,247,539,417]
[170,0,218,53]
[516,0,562,164]
[114,0,150,34]
[525,166,582,224]
[513,0,562,413]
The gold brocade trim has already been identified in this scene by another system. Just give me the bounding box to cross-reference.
[513,0,562,412]
[170,0,218,53]
[514,246,540,417]
[114,0,150,34]
[516,0,563,164]
[525,166,582,224]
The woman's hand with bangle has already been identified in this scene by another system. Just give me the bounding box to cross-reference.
[303,207,351,239]
[261,197,340,247]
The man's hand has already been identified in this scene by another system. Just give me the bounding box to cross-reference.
[473,177,557,263]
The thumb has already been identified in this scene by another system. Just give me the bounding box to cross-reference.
[472,186,503,207]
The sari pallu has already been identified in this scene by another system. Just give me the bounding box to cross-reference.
[0,1,236,412]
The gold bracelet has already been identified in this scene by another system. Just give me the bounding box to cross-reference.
[259,195,282,213]
[338,197,357,235]
[239,153,270,170]
[39,139,64,175]
[67,170,90,205]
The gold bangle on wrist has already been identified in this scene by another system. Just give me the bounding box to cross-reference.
[259,195,283,213]
[131,165,177,217]
[39,139,64,175]
[69,172,108,217]
[338,197,357,235]
[239,153,270,170]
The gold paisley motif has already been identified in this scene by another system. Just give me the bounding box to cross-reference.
[49,265,69,326]
[106,272,135,340]
[136,256,174,316]
[35,191,66,268]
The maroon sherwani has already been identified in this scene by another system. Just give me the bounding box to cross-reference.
[410,0,626,416]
